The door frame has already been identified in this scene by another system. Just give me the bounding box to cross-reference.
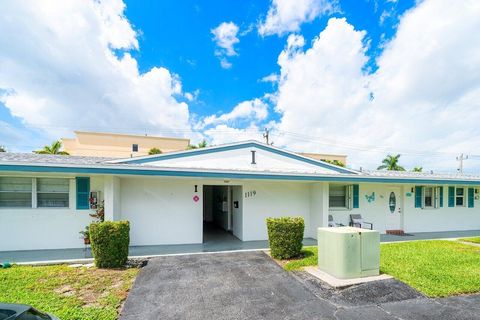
[386,186,404,230]
[202,184,243,241]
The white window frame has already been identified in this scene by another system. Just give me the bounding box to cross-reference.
[455,187,466,207]
[421,186,441,209]
[0,177,34,209]
[329,184,353,211]
[0,176,71,209]
[36,178,70,209]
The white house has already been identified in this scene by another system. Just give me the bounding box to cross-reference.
[0,140,479,252]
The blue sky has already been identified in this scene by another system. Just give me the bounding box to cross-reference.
[124,0,414,120]
[1,0,480,172]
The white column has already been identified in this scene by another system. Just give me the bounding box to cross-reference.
[104,176,121,221]
[309,182,329,238]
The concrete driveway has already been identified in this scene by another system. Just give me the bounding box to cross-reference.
[120,251,480,320]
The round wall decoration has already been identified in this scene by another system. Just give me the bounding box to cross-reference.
[193,195,200,202]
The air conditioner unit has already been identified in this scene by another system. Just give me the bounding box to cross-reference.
[317,227,380,279]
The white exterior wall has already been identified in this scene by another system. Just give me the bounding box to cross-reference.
[119,177,203,246]
[104,176,121,221]
[402,184,480,232]
[309,182,329,238]
[329,183,395,234]
[0,175,104,251]
[241,181,312,241]
[329,183,480,234]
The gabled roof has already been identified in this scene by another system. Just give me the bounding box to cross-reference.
[0,151,480,185]
[108,140,358,175]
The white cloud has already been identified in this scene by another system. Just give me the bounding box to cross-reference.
[211,22,240,69]
[0,0,191,147]
[204,124,263,146]
[270,0,480,172]
[202,98,268,127]
[258,0,338,36]
[260,73,279,83]
[184,89,200,102]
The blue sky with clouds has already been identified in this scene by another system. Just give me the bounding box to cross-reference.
[124,0,415,120]
[1,0,480,172]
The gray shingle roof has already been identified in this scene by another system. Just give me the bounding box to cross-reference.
[0,153,115,165]
[0,152,479,182]
[363,170,480,181]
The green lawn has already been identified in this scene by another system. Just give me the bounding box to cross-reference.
[459,237,480,244]
[381,241,480,297]
[0,264,138,320]
[278,240,480,297]
[283,246,318,271]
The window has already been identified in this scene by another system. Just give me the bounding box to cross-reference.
[0,177,70,209]
[0,177,32,208]
[424,187,434,208]
[456,187,465,207]
[329,185,351,209]
[36,178,69,208]
[417,186,442,209]
[132,144,139,152]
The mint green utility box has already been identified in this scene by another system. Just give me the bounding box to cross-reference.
[317,227,380,279]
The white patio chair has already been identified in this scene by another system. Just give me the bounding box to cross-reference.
[349,214,373,230]
[328,215,344,227]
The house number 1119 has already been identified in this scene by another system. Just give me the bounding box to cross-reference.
[245,190,256,198]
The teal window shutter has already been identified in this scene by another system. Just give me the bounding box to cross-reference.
[448,186,455,207]
[352,184,359,208]
[439,186,444,207]
[414,186,422,208]
[468,187,474,208]
[76,177,90,210]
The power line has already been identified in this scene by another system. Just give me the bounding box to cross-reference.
[270,130,480,159]
[1,121,479,160]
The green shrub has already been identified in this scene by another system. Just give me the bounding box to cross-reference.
[266,217,304,259]
[90,221,130,268]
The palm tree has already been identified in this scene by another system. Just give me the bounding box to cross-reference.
[35,140,69,155]
[377,154,405,171]
[412,166,423,172]
[148,147,162,155]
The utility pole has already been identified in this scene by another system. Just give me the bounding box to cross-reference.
[263,128,273,145]
[456,153,469,173]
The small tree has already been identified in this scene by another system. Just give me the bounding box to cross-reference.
[148,147,162,155]
[90,221,130,268]
[412,166,423,172]
[266,217,305,259]
[35,140,69,155]
[187,140,208,150]
[0,145,5,152]
[321,159,345,167]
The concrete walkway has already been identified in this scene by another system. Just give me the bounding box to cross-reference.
[380,229,480,242]
[1,229,479,264]
[120,251,480,320]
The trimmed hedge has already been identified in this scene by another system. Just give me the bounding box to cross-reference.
[90,220,130,268]
[266,217,304,259]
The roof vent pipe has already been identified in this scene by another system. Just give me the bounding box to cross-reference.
[251,150,256,165]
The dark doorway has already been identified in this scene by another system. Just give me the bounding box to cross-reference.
[203,185,242,243]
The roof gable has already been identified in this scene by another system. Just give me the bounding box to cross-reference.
[112,141,357,175]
